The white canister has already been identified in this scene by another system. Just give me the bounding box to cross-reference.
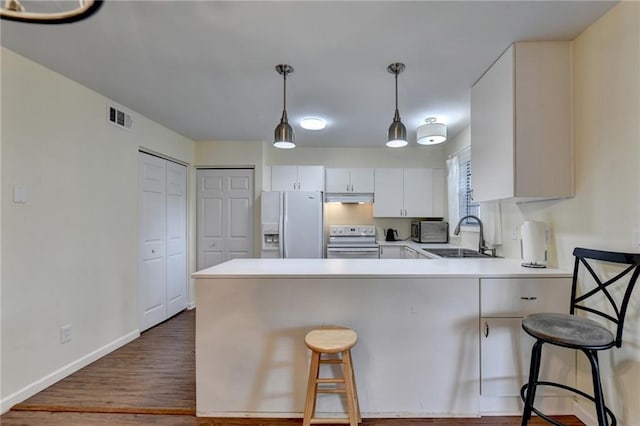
[520,221,547,268]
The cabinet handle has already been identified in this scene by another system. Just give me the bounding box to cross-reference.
[520,296,538,300]
[484,322,489,338]
[346,184,349,192]
[151,249,155,253]
[404,209,407,216]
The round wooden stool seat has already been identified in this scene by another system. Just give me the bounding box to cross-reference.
[305,328,358,354]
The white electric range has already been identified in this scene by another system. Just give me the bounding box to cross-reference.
[326,225,379,259]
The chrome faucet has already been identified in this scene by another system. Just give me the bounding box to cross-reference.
[453,215,495,257]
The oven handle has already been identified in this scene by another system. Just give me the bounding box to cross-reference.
[327,247,380,253]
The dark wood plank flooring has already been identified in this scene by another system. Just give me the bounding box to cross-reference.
[1,309,584,425]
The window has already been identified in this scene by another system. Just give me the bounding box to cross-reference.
[457,148,479,226]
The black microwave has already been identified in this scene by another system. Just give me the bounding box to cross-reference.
[411,221,449,243]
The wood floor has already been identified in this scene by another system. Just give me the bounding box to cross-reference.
[1,309,585,426]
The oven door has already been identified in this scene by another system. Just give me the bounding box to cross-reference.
[326,246,380,259]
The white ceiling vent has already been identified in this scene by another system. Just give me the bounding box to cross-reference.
[107,104,133,130]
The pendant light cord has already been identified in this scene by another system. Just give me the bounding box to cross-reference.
[395,71,398,112]
[281,69,288,121]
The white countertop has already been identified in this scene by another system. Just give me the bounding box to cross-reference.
[192,258,571,279]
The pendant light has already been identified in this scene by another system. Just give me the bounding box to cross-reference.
[417,117,447,145]
[386,62,408,148]
[0,0,103,24]
[273,64,295,149]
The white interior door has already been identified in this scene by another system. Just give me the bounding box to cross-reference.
[138,152,188,331]
[197,169,254,270]
[138,153,167,331]
[165,161,187,318]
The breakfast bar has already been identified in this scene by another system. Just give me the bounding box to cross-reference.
[193,258,574,418]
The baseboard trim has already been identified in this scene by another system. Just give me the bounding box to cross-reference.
[574,401,596,426]
[0,329,140,414]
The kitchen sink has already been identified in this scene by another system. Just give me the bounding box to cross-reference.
[423,248,495,258]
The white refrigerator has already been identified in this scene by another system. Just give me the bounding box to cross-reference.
[260,191,324,258]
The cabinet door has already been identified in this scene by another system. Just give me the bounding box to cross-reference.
[403,168,431,217]
[402,246,418,259]
[297,166,324,192]
[271,166,298,191]
[349,168,374,193]
[480,278,571,317]
[471,45,515,202]
[325,168,350,192]
[373,168,404,217]
[481,318,575,397]
[379,245,402,259]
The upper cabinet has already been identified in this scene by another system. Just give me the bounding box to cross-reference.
[373,168,445,218]
[471,42,573,202]
[325,168,374,193]
[271,166,324,192]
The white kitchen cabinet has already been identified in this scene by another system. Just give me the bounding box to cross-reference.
[373,168,444,218]
[402,246,419,259]
[325,168,374,193]
[480,278,575,409]
[378,245,402,259]
[271,165,324,192]
[471,42,573,202]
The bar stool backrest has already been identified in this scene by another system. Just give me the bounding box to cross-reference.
[570,247,640,348]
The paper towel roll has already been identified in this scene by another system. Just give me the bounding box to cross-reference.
[521,221,547,268]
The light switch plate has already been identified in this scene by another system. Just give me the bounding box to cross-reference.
[13,185,27,203]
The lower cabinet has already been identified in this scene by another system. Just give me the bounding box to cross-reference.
[379,245,402,259]
[402,246,419,259]
[480,277,576,413]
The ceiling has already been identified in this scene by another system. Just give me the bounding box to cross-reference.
[1,1,616,148]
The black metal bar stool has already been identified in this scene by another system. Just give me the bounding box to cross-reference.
[520,247,640,426]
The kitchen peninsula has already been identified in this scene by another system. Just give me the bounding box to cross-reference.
[194,258,575,418]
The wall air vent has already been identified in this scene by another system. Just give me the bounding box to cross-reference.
[107,104,133,130]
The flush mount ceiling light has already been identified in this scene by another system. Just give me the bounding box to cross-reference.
[300,117,327,131]
[273,64,295,149]
[386,62,408,148]
[0,0,103,24]
[417,117,447,145]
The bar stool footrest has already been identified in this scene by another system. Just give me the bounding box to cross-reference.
[520,381,616,426]
[310,418,352,424]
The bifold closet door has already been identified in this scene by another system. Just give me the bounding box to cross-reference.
[138,152,187,331]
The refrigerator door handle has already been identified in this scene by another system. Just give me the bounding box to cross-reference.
[281,194,286,258]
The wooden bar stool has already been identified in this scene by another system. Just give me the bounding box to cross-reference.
[303,328,361,426]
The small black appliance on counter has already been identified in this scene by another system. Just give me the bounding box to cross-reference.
[385,228,399,241]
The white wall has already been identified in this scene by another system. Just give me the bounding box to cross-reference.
[444,4,639,422]
[268,144,447,240]
[489,3,639,423]
[194,142,447,244]
[0,48,195,411]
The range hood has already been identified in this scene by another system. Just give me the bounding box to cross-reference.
[324,193,374,204]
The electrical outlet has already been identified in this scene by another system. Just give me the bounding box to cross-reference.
[60,324,72,344]
[511,228,518,240]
